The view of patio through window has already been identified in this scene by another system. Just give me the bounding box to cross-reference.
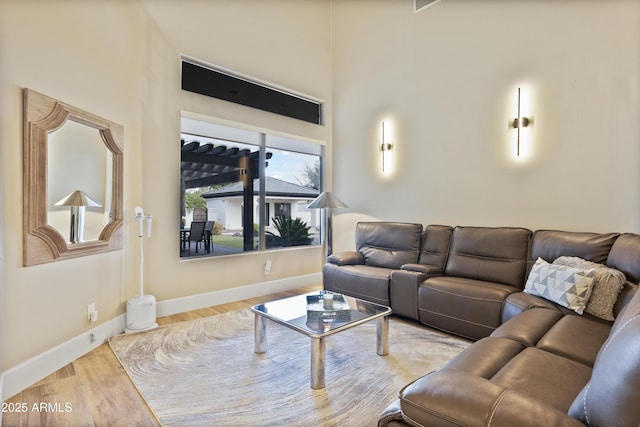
[180,116,323,258]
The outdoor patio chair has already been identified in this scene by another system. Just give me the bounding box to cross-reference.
[188,221,206,254]
[204,220,215,253]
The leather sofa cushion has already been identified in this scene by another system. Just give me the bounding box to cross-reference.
[417,224,453,268]
[536,314,611,367]
[418,277,520,340]
[494,306,611,367]
[399,371,510,427]
[614,282,639,316]
[607,232,640,283]
[491,347,592,412]
[443,336,524,378]
[445,226,531,288]
[324,264,393,306]
[355,222,422,269]
[569,290,640,426]
[493,307,565,347]
[398,370,585,427]
[530,230,619,265]
[501,291,570,323]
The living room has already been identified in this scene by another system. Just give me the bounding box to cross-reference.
[1,0,639,425]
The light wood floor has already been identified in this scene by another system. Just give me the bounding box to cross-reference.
[2,285,320,427]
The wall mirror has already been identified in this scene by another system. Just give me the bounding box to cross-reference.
[23,89,124,266]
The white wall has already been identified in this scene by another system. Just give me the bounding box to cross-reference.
[0,0,331,393]
[331,0,640,251]
[0,0,144,374]
[140,0,331,302]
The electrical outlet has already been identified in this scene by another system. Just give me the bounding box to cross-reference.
[88,331,96,344]
[264,259,272,275]
[88,303,95,320]
[88,303,98,322]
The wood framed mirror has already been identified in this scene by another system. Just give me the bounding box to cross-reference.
[23,89,124,266]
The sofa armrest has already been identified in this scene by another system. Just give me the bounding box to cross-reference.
[327,251,364,266]
[390,270,428,320]
[399,371,584,427]
[390,266,442,320]
[378,399,412,427]
[400,263,443,275]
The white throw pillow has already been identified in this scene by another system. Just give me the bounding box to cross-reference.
[524,257,595,314]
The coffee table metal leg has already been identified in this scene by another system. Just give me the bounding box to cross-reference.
[255,314,266,354]
[377,315,389,356]
[311,336,326,389]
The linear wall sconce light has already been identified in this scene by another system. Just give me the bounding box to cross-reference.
[512,87,530,156]
[381,121,393,172]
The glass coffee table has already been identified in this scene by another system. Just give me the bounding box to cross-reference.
[251,291,392,389]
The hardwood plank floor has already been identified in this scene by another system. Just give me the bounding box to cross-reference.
[2,285,320,427]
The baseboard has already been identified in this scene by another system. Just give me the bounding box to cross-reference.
[156,273,322,317]
[2,313,126,401]
[1,273,321,401]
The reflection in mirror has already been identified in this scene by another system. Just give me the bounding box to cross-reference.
[48,120,112,243]
[23,89,123,266]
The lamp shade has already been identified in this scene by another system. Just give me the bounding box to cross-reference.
[307,192,348,209]
[54,190,102,207]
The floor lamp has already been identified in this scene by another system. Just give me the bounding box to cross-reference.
[307,192,348,257]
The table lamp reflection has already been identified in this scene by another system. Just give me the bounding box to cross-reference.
[54,190,102,243]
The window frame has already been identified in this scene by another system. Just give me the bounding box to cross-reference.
[180,113,324,258]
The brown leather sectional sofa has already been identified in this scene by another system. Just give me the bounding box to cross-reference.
[323,222,640,427]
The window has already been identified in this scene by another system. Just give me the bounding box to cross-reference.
[181,60,323,125]
[274,203,291,218]
[180,116,323,258]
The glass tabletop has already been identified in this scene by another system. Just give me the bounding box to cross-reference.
[251,291,391,338]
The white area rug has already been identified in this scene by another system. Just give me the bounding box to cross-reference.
[109,309,469,426]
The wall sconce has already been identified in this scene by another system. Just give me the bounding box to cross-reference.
[512,87,530,156]
[381,121,393,172]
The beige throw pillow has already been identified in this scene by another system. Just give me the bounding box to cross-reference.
[553,256,626,321]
